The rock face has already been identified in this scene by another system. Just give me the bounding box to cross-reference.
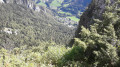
[6,0,37,10]
[0,0,35,10]
[75,0,115,37]
[0,0,43,13]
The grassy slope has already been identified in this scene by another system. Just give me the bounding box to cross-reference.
[67,16,80,22]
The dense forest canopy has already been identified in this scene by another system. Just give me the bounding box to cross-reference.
[0,4,74,49]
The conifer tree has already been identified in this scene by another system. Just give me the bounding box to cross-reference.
[61,0,120,66]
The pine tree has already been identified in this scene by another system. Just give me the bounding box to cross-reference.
[61,0,120,66]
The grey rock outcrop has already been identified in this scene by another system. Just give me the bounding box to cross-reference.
[75,0,116,37]
[0,0,52,15]
[2,0,37,10]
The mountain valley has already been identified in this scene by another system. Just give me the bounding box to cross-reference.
[0,0,119,67]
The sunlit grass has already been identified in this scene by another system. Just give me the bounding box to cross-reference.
[67,16,79,22]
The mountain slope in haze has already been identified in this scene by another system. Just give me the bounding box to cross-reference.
[0,3,74,49]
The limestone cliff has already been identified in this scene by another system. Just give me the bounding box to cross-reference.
[0,0,52,14]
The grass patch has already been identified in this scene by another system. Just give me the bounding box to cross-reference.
[37,2,47,7]
[63,4,69,7]
[50,0,63,9]
[67,16,79,22]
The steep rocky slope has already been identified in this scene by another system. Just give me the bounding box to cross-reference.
[75,0,111,37]
[0,0,51,13]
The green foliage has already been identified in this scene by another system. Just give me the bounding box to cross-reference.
[50,0,63,9]
[0,42,70,67]
[58,0,120,67]
[42,45,69,65]
[67,16,80,22]
[58,38,87,66]
[93,44,119,67]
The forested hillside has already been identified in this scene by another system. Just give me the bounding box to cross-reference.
[0,3,74,49]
